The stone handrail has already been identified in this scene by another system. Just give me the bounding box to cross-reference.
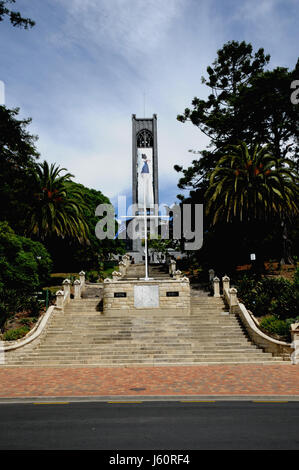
[1,305,56,352]
[212,273,295,362]
[1,271,86,353]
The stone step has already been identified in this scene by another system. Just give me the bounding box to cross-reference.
[9,356,284,365]
[36,347,252,354]
[11,350,277,360]
[5,288,288,365]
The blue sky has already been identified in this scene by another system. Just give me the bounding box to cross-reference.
[1,0,298,209]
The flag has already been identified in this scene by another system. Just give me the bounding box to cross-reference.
[114,222,126,240]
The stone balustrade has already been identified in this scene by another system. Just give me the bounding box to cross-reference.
[211,270,294,361]
[55,271,86,308]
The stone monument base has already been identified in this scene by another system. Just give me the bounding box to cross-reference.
[103,278,190,316]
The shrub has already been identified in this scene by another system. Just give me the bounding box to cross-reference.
[235,275,299,319]
[2,326,30,341]
[259,316,299,342]
[86,271,99,283]
[20,318,37,327]
[0,222,52,327]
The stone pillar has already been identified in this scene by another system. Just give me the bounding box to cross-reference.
[213,277,220,297]
[55,290,64,309]
[119,261,126,277]
[74,280,81,300]
[169,260,176,276]
[79,271,86,289]
[290,323,299,365]
[112,271,121,281]
[209,269,215,282]
[229,287,238,313]
[174,270,182,280]
[222,275,230,292]
[62,279,71,302]
[122,254,131,268]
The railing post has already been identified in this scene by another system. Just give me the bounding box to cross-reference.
[209,269,215,282]
[62,279,71,302]
[222,275,230,292]
[229,287,238,313]
[169,260,177,276]
[112,271,121,281]
[79,271,86,290]
[122,254,131,268]
[74,280,81,300]
[174,270,182,280]
[118,261,126,277]
[213,277,220,297]
[290,323,299,365]
[55,290,64,309]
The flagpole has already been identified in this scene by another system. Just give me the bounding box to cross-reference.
[144,177,149,280]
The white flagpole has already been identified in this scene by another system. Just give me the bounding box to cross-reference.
[144,176,149,280]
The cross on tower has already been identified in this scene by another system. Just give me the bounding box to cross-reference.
[120,191,169,281]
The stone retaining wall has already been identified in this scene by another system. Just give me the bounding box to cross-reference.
[103,278,190,315]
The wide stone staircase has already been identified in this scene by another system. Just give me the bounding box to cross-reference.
[5,286,287,366]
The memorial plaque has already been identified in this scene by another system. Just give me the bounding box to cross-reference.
[134,285,159,308]
[166,291,179,297]
[114,292,127,298]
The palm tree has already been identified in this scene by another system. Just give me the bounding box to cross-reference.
[27,161,89,243]
[205,142,298,225]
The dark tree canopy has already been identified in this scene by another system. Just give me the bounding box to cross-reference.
[0,0,35,28]
[0,106,39,233]
[175,41,299,205]
[175,40,299,267]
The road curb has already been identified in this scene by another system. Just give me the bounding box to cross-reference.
[0,395,299,404]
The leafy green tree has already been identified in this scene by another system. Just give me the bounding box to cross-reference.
[45,182,125,272]
[0,222,52,327]
[175,41,299,266]
[147,236,179,263]
[0,106,39,233]
[175,41,299,204]
[0,0,35,28]
[239,64,299,163]
[67,182,125,270]
[27,161,89,243]
[175,41,271,203]
[177,41,270,145]
[205,142,298,225]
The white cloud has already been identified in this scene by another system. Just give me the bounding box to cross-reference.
[53,0,185,62]
[5,0,297,207]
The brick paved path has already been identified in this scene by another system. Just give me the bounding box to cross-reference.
[0,365,298,398]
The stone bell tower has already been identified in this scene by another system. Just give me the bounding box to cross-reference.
[130,114,159,258]
[132,113,159,209]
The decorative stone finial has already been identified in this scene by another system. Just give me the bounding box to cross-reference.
[213,277,220,297]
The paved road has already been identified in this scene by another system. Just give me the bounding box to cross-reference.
[0,401,298,450]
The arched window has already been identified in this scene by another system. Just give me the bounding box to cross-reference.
[137,129,153,148]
